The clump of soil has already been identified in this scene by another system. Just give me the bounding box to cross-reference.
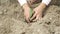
[0,0,60,34]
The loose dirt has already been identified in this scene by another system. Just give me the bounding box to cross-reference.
[0,0,60,34]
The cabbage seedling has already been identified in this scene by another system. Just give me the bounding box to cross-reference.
[30,8,34,18]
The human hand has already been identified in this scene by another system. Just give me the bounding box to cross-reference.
[30,3,46,21]
[30,6,42,21]
[23,4,30,23]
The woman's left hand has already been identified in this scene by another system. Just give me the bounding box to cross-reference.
[30,3,46,21]
[30,7,42,21]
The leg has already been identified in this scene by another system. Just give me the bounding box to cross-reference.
[27,0,37,5]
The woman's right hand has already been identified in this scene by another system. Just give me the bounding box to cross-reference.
[23,3,30,23]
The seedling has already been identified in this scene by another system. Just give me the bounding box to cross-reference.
[30,8,34,18]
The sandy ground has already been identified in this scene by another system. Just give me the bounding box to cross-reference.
[0,0,60,34]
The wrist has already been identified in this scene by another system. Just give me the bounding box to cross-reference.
[35,3,46,12]
[23,3,30,10]
[37,3,46,10]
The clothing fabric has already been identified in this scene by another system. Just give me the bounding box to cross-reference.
[18,0,27,6]
[42,0,51,5]
[18,0,51,6]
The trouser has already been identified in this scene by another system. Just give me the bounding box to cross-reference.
[27,0,42,5]
[27,0,42,8]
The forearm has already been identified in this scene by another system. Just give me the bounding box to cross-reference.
[38,3,46,11]
[37,0,51,11]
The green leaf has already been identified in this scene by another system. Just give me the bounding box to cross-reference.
[30,8,34,18]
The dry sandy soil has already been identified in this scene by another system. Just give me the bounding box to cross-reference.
[0,0,60,34]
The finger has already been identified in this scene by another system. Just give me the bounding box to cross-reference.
[33,15,39,21]
[30,13,37,21]
[25,17,30,23]
[33,14,42,21]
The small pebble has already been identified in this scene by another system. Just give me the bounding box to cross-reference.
[0,11,3,14]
